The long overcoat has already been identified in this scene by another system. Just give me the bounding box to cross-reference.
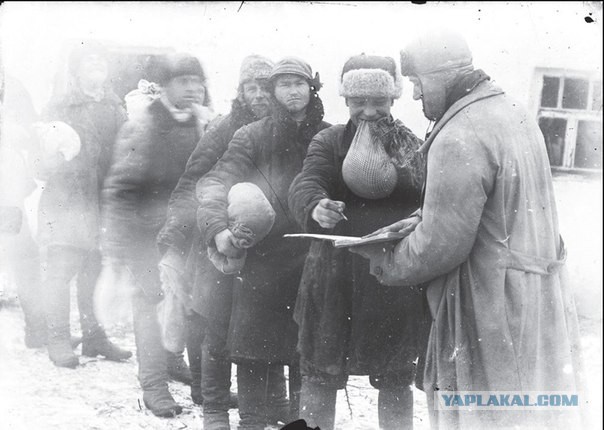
[358,81,583,428]
[196,98,330,364]
[288,121,426,387]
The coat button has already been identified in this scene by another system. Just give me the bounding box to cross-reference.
[374,266,383,276]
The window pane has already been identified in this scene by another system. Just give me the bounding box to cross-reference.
[592,81,602,112]
[562,78,589,109]
[574,120,602,169]
[541,76,559,108]
[538,117,567,167]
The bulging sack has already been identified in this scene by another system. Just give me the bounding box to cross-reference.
[208,182,276,274]
[341,120,398,199]
[227,182,276,249]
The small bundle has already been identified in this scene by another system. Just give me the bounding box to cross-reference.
[208,182,276,274]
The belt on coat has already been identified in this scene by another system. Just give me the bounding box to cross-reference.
[501,236,567,275]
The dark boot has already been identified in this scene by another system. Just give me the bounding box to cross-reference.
[167,350,193,385]
[143,387,183,418]
[82,328,132,361]
[266,365,290,426]
[202,344,233,429]
[133,293,181,417]
[237,361,272,430]
[299,378,338,430]
[288,358,302,421]
[378,386,414,430]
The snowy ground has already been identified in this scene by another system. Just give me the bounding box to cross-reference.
[0,173,601,430]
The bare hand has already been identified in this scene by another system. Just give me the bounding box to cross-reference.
[311,198,347,229]
[362,216,421,238]
[214,229,245,258]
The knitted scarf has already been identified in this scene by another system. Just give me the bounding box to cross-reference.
[368,116,425,188]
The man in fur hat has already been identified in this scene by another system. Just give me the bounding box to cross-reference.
[288,53,426,430]
[157,54,274,429]
[102,52,209,418]
[351,31,584,429]
[197,57,330,430]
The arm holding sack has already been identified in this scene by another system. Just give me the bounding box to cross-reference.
[196,125,264,271]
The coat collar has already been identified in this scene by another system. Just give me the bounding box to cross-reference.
[149,98,197,130]
[418,81,504,155]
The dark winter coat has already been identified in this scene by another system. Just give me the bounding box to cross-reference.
[197,95,330,364]
[102,98,200,296]
[357,80,583,428]
[288,120,425,386]
[157,99,261,316]
[37,88,126,251]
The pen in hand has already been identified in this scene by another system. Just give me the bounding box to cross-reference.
[338,208,349,221]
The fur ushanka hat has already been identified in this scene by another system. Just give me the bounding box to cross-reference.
[339,54,402,99]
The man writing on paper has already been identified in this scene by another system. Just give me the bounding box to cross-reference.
[288,54,425,430]
[351,31,583,429]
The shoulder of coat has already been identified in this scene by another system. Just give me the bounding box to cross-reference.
[313,123,346,142]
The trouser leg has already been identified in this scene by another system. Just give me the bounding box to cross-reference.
[299,377,338,430]
[202,303,233,429]
[76,249,103,339]
[12,231,46,346]
[187,312,205,403]
[132,291,168,390]
[288,356,302,421]
[266,364,290,426]
[237,361,288,430]
[378,385,414,430]
[43,246,82,367]
[202,343,232,429]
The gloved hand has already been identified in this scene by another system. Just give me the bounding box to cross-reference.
[207,245,247,275]
[214,229,245,258]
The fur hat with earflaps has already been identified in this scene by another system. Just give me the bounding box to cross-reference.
[239,55,274,85]
[340,54,402,99]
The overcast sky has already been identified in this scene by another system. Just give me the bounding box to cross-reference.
[1,1,602,133]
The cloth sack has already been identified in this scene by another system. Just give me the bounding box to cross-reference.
[342,119,398,199]
[33,121,81,161]
[156,261,194,353]
[93,260,136,327]
[208,182,276,274]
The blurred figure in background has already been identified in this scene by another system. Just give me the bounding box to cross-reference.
[0,67,46,348]
[288,54,425,430]
[102,53,209,417]
[36,41,131,369]
[157,54,274,429]
[196,57,330,429]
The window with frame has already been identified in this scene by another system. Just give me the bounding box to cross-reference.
[535,68,602,170]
